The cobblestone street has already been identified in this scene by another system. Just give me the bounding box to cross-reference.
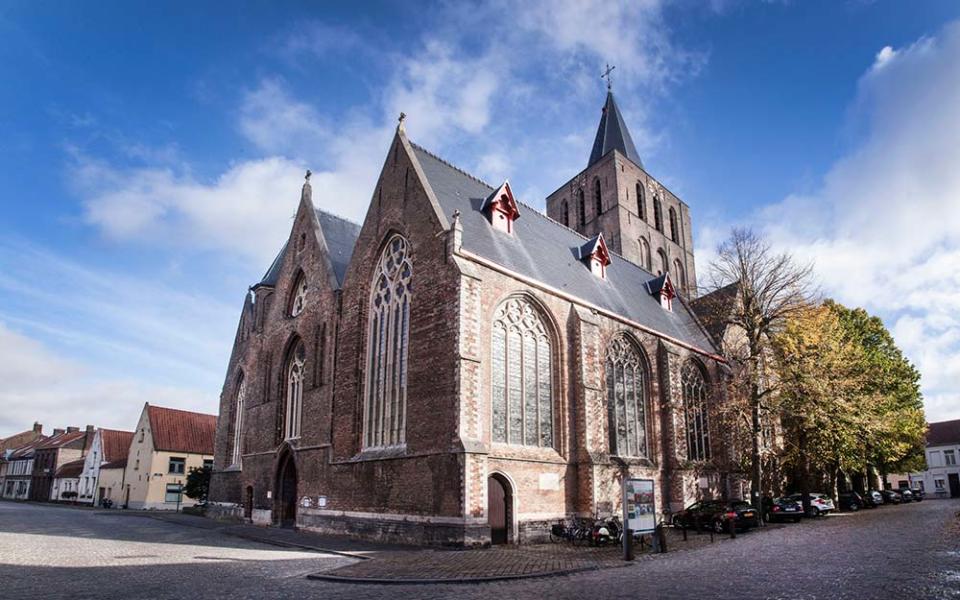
[2,499,959,599]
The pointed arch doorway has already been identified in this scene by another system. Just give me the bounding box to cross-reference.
[488,473,513,545]
[276,451,298,528]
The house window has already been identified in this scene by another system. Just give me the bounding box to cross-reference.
[669,207,679,243]
[168,457,185,474]
[593,178,602,218]
[606,335,648,458]
[203,459,213,470]
[917,481,925,491]
[491,296,554,448]
[231,373,246,467]
[636,183,646,220]
[946,450,956,465]
[682,360,711,461]
[935,479,945,490]
[134,459,139,471]
[289,273,308,317]
[653,197,663,232]
[364,234,412,448]
[139,429,144,442]
[930,450,943,467]
[284,339,306,440]
[577,189,586,228]
[165,483,182,503]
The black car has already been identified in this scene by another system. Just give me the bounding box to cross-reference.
[838,492,865,512]
[881,489,902,504]
[899,488,914,503]
[910,487,925,501]
[861,490,883,508]
[764,497,804,522]
[672,500,761,533]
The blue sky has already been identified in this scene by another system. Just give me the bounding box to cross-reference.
[1,1,959,437]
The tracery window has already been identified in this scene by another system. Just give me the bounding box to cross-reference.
[669,207,679,243]
[606,336,648,458]
[681,360,710,461]
[653,197,663,232]
[577,189,586,228]
[639,238,652,271]
[593,178,602,218]
[491,297,554,448]
[289,273,308,317]
[284,340,305,440]
[364,234,412,448]
[231,373,246,466]
[636,183,646,221]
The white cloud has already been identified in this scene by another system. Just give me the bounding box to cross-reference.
[750,21,960,422]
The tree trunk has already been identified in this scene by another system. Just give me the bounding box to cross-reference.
[750,386,763,523]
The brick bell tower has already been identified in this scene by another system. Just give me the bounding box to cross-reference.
[546,88,697,298]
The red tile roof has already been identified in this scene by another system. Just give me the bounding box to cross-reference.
[927,419,960,447]
[0,428,44,453]
[8,437,47,460]
[36,430,87,450]
[99,429,134,462]
[101,458,128,470]
[54,459,86,479]
[147,405,217,455]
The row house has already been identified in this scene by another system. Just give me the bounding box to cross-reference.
[77,429,134,505]
[30,427,93,502]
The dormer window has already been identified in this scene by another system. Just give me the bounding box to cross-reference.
[647,273,676,312]
[578,233,612,279]
[482,181,521,234]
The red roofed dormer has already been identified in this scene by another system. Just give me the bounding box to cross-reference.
[578,233,612,279]
[646,273,676,311]
[482,180,521,234]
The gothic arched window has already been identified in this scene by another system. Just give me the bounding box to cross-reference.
[593,178,602,218]
[284,340,305,440]
[231,373,246,466]
[636,183,646,221]
[639,238,652,271]
[289,272,308,317]
[681,360,710,461]
[577,189,586,228]
[364,234,412,448]
[606,335,648,457]
[653,197,663,232]
[657,248,669,276]
[561,200,569,228]
[669,207,679,243]
[673,259,686,293]
[491,297,554,448]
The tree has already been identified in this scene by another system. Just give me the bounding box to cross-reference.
[183,465,211,503]
[698,228,814,513]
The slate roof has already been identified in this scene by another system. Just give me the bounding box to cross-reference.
[589,91,644,169]
[54,459,85,479]
[927,419,960,447]
[146,405,217,455]
[257,210,360,290]
[99,429,134,463]
[8,438,46,460]
[410,143,717,356]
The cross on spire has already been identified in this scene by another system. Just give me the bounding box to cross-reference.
[601,63,616,90]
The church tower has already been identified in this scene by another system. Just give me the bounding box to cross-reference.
[546,90,697,298]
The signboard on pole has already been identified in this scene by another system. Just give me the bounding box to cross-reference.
[623,478,656,534]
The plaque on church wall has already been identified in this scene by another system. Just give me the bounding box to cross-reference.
[539,473,559,491]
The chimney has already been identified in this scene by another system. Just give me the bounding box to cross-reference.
[53,428,65,436]
[85,425,95,434]
[33,422,42,434]
[66,426,79,434]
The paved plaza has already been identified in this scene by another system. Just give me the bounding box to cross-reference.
[1,499,959,599]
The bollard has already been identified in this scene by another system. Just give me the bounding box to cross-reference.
[639,534,645,552]
[623,528,634,561]
[709,527,714,543]
[728,517,736,539]
[658,523,667,553]
[682,523,688,541]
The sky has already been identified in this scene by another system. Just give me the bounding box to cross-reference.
[1,0,959,438]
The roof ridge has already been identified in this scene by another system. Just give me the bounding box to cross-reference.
[148,404,217,419]
[315,207,361,229]
[410,142,494,190]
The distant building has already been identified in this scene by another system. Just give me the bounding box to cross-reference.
[97,458,128,506]
[0,422,45,496]
[1,438,47,500]
[122,404,216,510]
[910,419,960,498]
[77,429,134,505]
[51,459,85,501]
[29,427,93,502]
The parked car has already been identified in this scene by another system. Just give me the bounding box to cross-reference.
[764,497,804,523]
[898,488,914,503]
[881,489,902,504]
[863,490,884,507]
[787,493,835,517]
[838,492,865,512]
[672,500,761,533]
[910,487,925,501]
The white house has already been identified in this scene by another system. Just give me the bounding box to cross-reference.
[910,419,960,498]
[76,429,134,505]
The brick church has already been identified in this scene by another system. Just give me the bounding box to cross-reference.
[209,89,742,545]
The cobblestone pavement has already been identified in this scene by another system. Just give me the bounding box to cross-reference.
[2,499,959,599]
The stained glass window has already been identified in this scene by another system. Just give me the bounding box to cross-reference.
[606,336,648,457]
[491,297,554,448]
[682,360,710,461]
[231,373,246,466]
[364,234,412,448]
[290,274,308,317]
[285,341,305,440]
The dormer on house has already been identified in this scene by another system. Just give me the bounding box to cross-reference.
[577,233,612,279]
[481,180,521,234]
[647,273,677,311]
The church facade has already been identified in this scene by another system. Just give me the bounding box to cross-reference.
[208,92,744,546]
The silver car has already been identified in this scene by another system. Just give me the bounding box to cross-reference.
[787,493,835,517]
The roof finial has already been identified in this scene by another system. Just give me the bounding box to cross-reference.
[601,63,615,91]
[397,111,406,134]
[301,169,312,204]
[305,169,312,182]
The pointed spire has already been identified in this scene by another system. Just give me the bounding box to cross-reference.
[588,91,643,169]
